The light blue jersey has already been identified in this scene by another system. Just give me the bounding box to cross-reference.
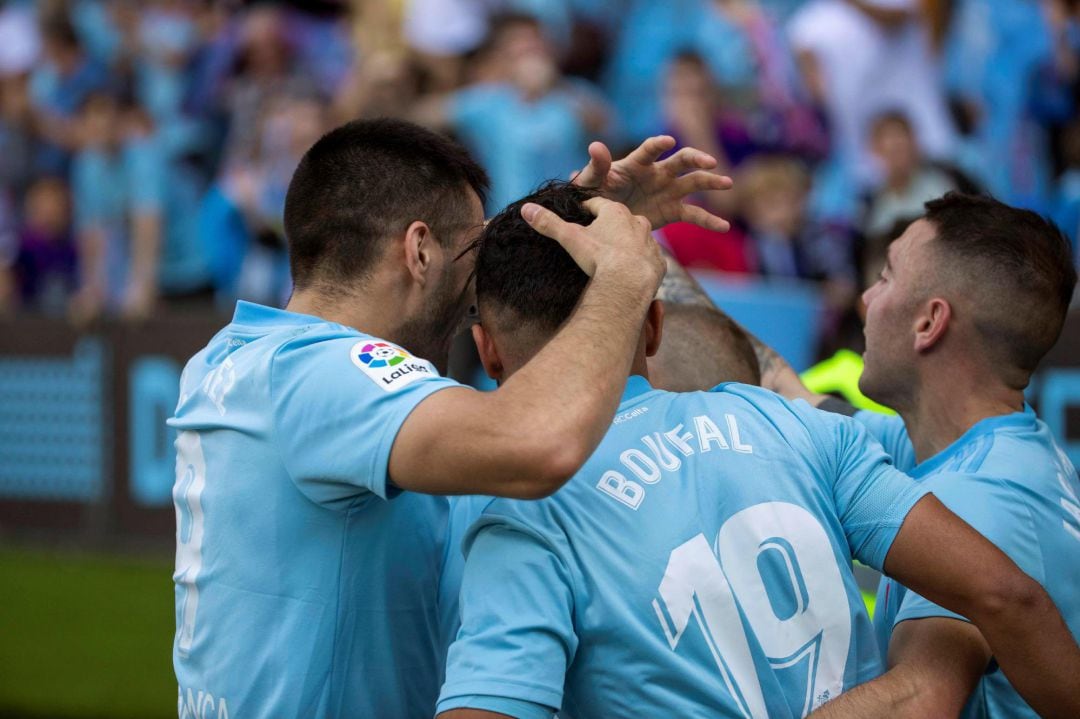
[439,377,930,719]
[863,407,1080,719]
[168,301,461,719]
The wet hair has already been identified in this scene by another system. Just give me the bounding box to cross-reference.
[475,180,595,331]
[923,192,1077,379]
[283,118,489,292]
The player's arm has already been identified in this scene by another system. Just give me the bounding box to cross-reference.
[436,519,570,719]
[808,619,987,718]
[816,412,1080,718]
[390,198,664,499]
[815,494,1080,719]
[884,495,1080,719]
[572,135,733,232]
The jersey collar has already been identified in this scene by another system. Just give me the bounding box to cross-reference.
[913,404,1036,477]
[231,300,328,328]
[622,374,654,403]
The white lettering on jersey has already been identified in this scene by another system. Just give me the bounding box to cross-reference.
[663,424,695,456]
[350,340,437,392]
[694,415,730,452]
[178,365,191,407]
[726,414,753,453]
[178,686,230,719]
[1053,446,1080,544]
[597,470,645,509]
[201,357,236,416]
[614,406,649,424]
[621,449,661,484]
[644,432,683,471]
[596,413,753,509]
[174,431,207,657]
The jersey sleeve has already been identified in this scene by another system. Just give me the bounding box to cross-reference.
[270,335,459,505]
[438,515,576,716]
[438,695,553,719]
[892,471,1042,626]
[807,406,931,570]
[854,410,917,472]
[438,495,495,651]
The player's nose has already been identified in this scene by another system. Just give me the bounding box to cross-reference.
[861,284,877,308]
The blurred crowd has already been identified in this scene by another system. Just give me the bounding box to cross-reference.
[0,0,1079,355]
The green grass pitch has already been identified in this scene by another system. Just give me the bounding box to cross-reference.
[0,546,175,719]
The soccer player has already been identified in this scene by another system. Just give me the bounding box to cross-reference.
[168,119,729,719]
[435,183,1080,719]
[754,193,1080,718]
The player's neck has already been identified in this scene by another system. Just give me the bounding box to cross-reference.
[901,369,1025,464]
[501,346,650,387]
[286,286,401,343]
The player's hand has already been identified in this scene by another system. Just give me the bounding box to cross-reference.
[521,196,664,291]
[572,136,733,232]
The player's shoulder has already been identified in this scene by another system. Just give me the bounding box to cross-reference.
[693,381,792,412]
[919,461,1044,546]
[919,467,1046,577]
[944,409,1066,487]
[271,325,450,395]
[270,320,367,357]
[464,494,567,560]
[703,382,836,437]
[470,454,622,551]
[852,410,914,469]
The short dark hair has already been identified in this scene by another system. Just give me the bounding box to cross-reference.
[475,181,595,331]
[283,118,489,291]
[650,304,761,390]
[923,192,1077,377]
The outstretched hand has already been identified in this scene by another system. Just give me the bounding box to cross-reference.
[572,136,733,232]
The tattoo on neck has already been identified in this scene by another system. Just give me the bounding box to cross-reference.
[657,252,714,308]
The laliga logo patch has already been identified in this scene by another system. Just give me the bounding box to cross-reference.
[350,340,437,392]
[356,342,408,368]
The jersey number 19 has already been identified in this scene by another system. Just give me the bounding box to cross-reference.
[653,502,852,718]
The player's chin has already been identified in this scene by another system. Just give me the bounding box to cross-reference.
[858,369,890,407]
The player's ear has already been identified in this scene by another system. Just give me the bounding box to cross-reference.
[472,322,505,383]
[403,220,433,286]
[913,297,951,353]
[645,300,664,358]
